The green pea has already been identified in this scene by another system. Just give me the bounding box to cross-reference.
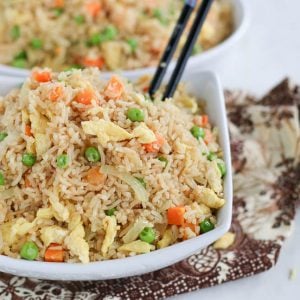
[87,26,118,46]
[207,152,217,161]
[105,208,116,216]
[20,241,39,260]
[158,156,168,167]
[0,172,4,186]
[53,8,64,17]
[192,44,203,55]
[190,126,205,139]
[102,25,118,40]
[200,219,215,233]
[127,108,144,122]
[56,154,69,169]
[31,38,43,49]
[64,64,82,71]
[139,227,156,244]
[87,32,102,46]
[0,132,8,142]
[84,147,101,163]
[11,25,20,40]
[217,161,226,177]
[153,9,169,25]
[22,153,36,167]
[127,38,138,53]
[135,177,146,189]
[14,50,27,60]
[74,15,85,24]
[11,58,26,68]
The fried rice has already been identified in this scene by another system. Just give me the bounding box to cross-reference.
[0,0,233,71]
[0,68,226,263]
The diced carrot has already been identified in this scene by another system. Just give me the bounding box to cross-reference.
[143,133,165,153]
[104,75,124,100]
[24,170,32,188]
[55,47,62,55]
[32,71,52,83]
[45,243,64,262]
[167,206,186,226]
[25,124,32,137]
[50,86,64,102]
[75,89,95,105]
[183,222,196,240]
[204,129,213,145]
[24,175,32,188]
[193,115,209,127]
[85,1,102,17]
[142,86,149,93]
[54,0,64,7]
[85,167,106,185]
[201,115,209,126]
[81,57,105,69]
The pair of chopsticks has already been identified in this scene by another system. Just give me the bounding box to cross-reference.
[149,0,214,100]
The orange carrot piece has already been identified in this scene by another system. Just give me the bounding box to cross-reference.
[85,167,106,185]
[85,1,102,17]
[32,71,52,83]
[24,175,32,188]
[143,133,165,153]
[104,75,124,100]
[142,86,149,93]
[25,124,32,137]
[81,57,105,68]
[204,129,213,145]
[54,0,64,7]
[201,115,209,126]
[75,89,95,105]
[167,206,186,226]
[45,243,64,262]
[50,86,64,102]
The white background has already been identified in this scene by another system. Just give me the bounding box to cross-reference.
[173,0,300,299]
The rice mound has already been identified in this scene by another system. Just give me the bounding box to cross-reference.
[0,0,233,71]
[0,68,225,263]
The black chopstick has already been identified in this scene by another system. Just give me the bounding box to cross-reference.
[149,0,214,100]
[148,0,197,98]
[163,0,214,99]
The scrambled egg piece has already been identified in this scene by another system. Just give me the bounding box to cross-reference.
[68,212,82,231]
[118,240,155,253]
[65,223,90,263]
[2,218,35,246]
[213,232,235,249]
[101,41,123,70]
[132,123,156,143]
[35,133,51,156]
[194,186,225,209]
[36,207,54,219]
[21,109,30,124]
[119,148,142,170]
[173,93,198,113]
[82,120,132,146]
[101,216,117,255]
[49,193,69,222]
[157,228,177,249]
[29,112,51,156]
[30,112,48,134]
[40,225,68,247]
[206,161,223,194]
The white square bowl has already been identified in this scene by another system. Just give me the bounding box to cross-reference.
[0,70,232,280]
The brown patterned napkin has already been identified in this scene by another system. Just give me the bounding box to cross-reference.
[0,80,299,300]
